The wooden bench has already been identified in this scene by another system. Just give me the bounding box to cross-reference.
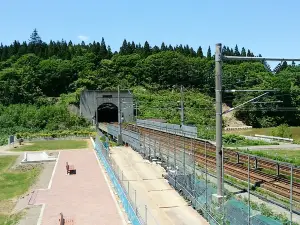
[59,213,74,225]
[66,162,76,175]
[68,165,76,175]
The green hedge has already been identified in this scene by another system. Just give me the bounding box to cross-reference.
[16,130,96,139]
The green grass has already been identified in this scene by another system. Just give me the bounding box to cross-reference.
[225,127,300,141]
[0,156,41,201]
[0,156,41,225]
[0,213,22,225]
[14,140,88,151]
[250,149,300,166]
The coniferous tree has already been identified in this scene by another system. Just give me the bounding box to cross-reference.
[143,41,151,57]
[234,45,240,56]
[197,46,203,58]
[99,38,108,59]
[1,46,8,61]
[152,45,160,54]
[131,41,136,53]
[241,47,246,56]
[189,47,196,57]
[107,45,113,58]
[127,42,133,54]
[207,46,212,59]
[222,45,227,55]
[120,39,128,55]
[161,42,167,51]
[29,29,42,45]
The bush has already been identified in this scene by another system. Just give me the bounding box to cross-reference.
[223,134,276,147]
[223,134,245,144]
[271,124,292,138]
[0,104,91,146]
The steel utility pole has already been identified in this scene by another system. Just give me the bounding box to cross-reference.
[215,43,223,199]
[180,85,184,126]
[117,85,123,145]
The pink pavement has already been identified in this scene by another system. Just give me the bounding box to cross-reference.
[34,149,125,225]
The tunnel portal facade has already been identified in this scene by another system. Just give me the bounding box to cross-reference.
[80,90,134,124]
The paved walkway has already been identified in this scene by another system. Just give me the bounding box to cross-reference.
[33,149,126,225]
[110,146,209,225]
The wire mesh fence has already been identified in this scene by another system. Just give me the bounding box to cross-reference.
[98,122,299,225]
[94,134,160,225]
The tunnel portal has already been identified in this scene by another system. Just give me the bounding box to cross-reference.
[97,103,118,123]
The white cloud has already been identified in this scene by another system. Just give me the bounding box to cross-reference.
[78,35,89,41]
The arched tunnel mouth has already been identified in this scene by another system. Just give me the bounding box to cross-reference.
[97,103,118,123]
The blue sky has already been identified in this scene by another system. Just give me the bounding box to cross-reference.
[1,0,299,64]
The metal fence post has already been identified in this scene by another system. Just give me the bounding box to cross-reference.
[135,189,137,215]
[128,181,130,194]
[248,155,250,225]
[192,137,196,205]
[154,139,157,159]
[145,205,147,225]
[205,141,208,210]
[167,129,170,168]
[290,165,293,225]
[183,130,186,187]
[174,130,177,188]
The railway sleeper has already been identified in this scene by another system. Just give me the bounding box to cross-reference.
[261,183,300,202]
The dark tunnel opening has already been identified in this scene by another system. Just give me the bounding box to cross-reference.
[97,103,118,123]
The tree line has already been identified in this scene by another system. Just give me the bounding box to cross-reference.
[0,29,299,129]
[1,29,257,62]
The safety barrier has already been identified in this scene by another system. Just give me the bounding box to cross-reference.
[92,137,142,225]
[137,119,198,138]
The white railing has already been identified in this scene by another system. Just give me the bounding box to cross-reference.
[254,134,293,143]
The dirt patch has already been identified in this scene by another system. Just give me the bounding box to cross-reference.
[223,103,246,127]
[87,139,93,149]
[0,199,16,214]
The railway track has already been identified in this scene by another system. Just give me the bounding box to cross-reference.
[123,123,300,202]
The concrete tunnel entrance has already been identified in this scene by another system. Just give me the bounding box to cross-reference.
[97,103,118,123]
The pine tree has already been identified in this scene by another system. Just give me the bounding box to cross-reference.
[189,47,196,57]
[29,28,42,44]
[99,37,108,59]
[120,39,128,55]
[127,42,133,54]
[152,45,160,54]
[207,46,212,59]
[234,45,240,56]
[168,45,173,51]
[161,42,167,51]
[241,47,246,56]
[131,41,136,53]
[143,41,151,57]
[1,46,8,61]
[107,45,113,58]
[222,45,227,55]
[196,46,203,58]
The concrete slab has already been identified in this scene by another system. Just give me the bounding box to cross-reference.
[21,152,56,163]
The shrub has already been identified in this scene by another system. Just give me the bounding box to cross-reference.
[271,124,292,138]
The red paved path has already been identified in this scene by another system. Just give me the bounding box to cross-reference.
[34,149,125,225]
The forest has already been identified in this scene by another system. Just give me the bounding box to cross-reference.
[0,29,299,142]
